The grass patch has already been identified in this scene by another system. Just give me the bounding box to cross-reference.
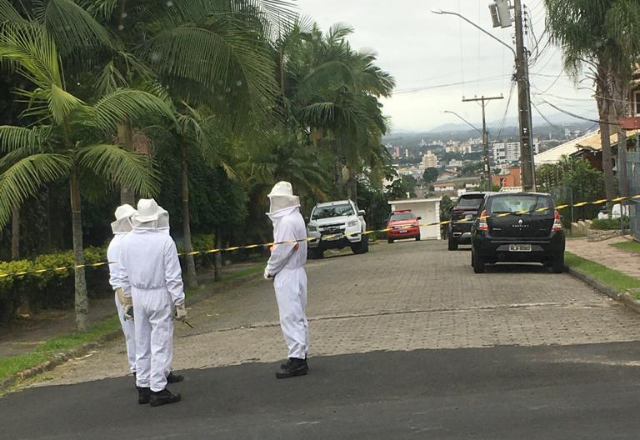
[565,251,640,296]
[0,316,121,383]
[0,261,266,387]
[610,240,640,254]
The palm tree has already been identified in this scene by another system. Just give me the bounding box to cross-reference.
[544,0,640,205]
[0,23,174,331]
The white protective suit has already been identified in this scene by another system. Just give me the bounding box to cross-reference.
[120,205,185,393]
[266,185,309,359]
[107,207,137,374]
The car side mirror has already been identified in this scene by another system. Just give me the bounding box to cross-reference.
[358,210,366,216]
[417,216,422,220]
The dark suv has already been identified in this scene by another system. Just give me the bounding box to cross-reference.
[471,192,565,273]
[448,192,486,250]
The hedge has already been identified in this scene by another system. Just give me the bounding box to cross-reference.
[0,233,219,324]
[590,217,630,230]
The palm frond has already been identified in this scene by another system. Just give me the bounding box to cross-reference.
[77,143,160,197]
[0,0,29,24]
[43,0,114,53]
[87,88,176,135]
[0,125,51,153]
[0,23,61,88]
[141,20,278,116]
[0,153,72,229]
[49,83,85,124]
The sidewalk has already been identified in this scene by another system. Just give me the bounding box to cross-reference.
[0,261,260,360]
[565,236,640,280]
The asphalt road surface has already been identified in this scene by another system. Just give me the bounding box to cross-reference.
[2,241,640,439]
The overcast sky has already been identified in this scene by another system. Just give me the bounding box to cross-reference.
[296,0,597,133]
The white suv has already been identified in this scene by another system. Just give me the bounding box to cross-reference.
[307,200,368,259]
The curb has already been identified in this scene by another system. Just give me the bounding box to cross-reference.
[565,266,640,314]
[0,330,122,394]
[0,270,262,394]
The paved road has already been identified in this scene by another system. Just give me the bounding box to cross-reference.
[3,241,640,439]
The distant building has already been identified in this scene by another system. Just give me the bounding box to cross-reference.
[433,182,455,192]
[394,146,400,158]
[492,166,521,188]
[422,151,438,169]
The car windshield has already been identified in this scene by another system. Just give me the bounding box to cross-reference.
[457,196,483,208]
[312,204,354,219]
[489,195,553,215]
[390,213,414,221]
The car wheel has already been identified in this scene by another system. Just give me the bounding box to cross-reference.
[352,234,369,255]
[310,248,324,259]
[448,237,458,251]
[387,238,394,244]
[552,253,564,274]
[415,235,421,241]
[472,250,485,274]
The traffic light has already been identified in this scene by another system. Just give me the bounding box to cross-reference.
[489,0,512,28]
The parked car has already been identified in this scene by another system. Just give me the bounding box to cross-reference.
[470,192,565,273]
[307,200,368,259]
[387,210,421,243]
[448,192,486,250]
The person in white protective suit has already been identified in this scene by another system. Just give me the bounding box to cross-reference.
[107,204,138,379]
[120,199,187,406]
[264,181,310,379]
[109,205,183,389]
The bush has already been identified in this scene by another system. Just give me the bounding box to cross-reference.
[590,217,630,230]
[0,247,111,324]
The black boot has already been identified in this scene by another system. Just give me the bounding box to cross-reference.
[276,358,308,379]
[150,388,182,407]
[281,357,309,370]
[167,372,184,383]
[137,387,151,405]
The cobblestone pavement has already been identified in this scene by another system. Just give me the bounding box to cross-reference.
[31,240,640,387]
[566,236,640,279]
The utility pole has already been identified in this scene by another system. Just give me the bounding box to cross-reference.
[514,0,536,191]
[463,95,503,191]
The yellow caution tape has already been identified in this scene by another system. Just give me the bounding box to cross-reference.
[0,193,637,279]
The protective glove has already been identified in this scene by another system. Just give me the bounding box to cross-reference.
[263,267,273,280]
[174,302,187,322]
[117,288,134,320]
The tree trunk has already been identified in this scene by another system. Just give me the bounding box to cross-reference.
[613,76,629,197]
[595,66,616,211]
[11,206,19,260]
[70,169,89,331]
[214,228,222,282]
[181,145,197,288]
[117,122,136,206]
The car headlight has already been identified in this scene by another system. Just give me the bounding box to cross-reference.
[347,220,358,227]
[308,225,317,232]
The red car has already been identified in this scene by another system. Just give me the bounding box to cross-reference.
[387,210,422,243]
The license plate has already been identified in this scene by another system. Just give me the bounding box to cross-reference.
[399,230,407,233]
[323,235,340,241]
[509,244,531,252]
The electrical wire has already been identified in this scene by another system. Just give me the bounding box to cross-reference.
[394,74,513,95]
[539,99,619,126]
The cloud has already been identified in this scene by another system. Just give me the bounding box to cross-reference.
[296,0,596,132]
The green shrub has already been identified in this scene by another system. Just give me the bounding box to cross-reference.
[0,247,111,323]
[590,217,629,230]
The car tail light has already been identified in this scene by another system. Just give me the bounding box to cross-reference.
[478,210,488,231]
[552,210,562,232]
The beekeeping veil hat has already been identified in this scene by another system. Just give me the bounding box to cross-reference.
[111,204,136,234]
[132,198,168,229]
[157,208,170,235]
[268,181,300,213]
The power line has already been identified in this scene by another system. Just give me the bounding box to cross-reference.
[394,74,513,94]
[538,99,619,126]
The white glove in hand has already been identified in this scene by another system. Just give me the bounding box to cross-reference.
[263,268,273,280]
[117,288,134,320]
[174,303,187,322]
